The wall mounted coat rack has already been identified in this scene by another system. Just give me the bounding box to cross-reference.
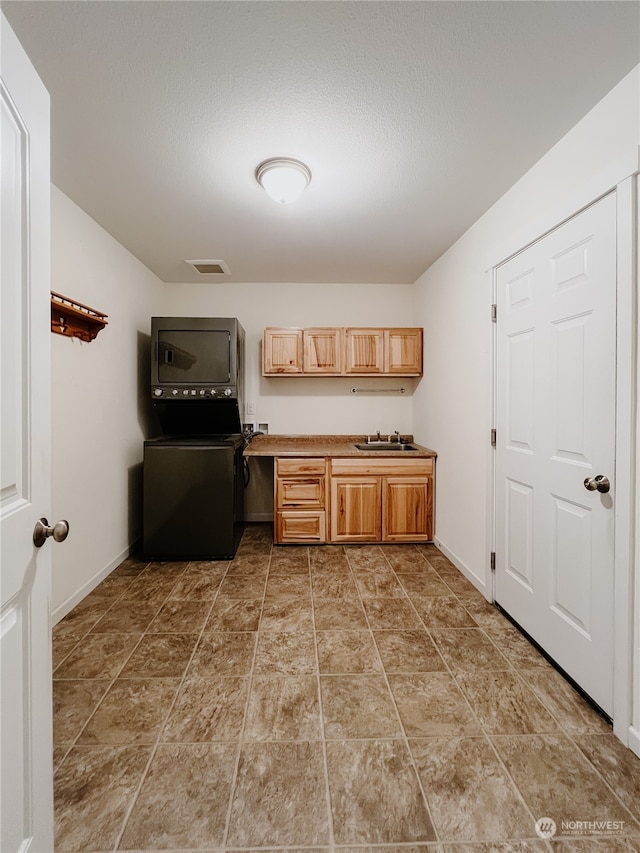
[51,292,108,342]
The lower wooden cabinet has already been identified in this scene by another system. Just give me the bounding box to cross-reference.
[274,457,328,544]
[274,455,434,545]
[330,477,382,542]
[383,477,432,542]
[329,457,433,544]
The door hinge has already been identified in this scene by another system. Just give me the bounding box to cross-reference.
[490,551,496,572]
[491,303,497,323]
[491,428,496,447]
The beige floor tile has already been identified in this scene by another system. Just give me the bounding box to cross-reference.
[326,738,436,844]
[117,575,177,606]
[254,630,317,674]
[260,596,314,631]
[226,741,329,847]
[77,677,180,744]
[362,597,424,630]
[412,595,479,629]
[432,628,510,671]
[244,675,321,741]
[90,600,161,634]
[320,674,401,738]
[311,572,360,598]
[119,633,197,678]
[355,572,408,598]
[119,742,237,849]
[309,544,346,559]
[482,620,554,669]
[573,733,640,822]
[374,630,446,673]
[187,632,257,677]
[411,736,534,842]
[345,547,391,573]
[147,598,212,633]
[492,734,640,835]
[388,672,481,737]
[224,553,270,575]
[52,635,81,671]
[396,573,452,596]
[455,671,561,734]
[167,572,225,599]
[54,633,140,679]
[550,839,640,851]
[519,668,612,734]
[269,548,310,574]
[316,630,382,674]
[217,573,268,599]
[162,675,249,742]
[441,840,551,851]
[313,597,369,629]
[205,598,262,632]
[54,599,114,641]
[54,744,151,852]
[265,574,312,599]
[385,550,429,573]
[108,555,150,576]
[53,680,112,746]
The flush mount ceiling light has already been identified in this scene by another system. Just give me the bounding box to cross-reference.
[255,157,312,204]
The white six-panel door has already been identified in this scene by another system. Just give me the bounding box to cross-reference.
[495,193,616,716]
[1,15,54,852]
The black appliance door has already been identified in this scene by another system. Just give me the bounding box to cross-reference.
[143,441,243,559]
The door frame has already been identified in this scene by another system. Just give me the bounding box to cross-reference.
[489,173,639,753]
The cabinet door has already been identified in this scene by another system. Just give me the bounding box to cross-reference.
[345,328,384,374]
[277,477,325,509]
[263,328,303,374]
[382,477,431,542]
[276,511,326,543]
[330,477,381,542]
[384,328,423,375]
[303,328,343,374]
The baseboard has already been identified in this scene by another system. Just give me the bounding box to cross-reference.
[244,513,273,523]
[628,725,640,758]
[52,539,141,625]
[432,536,490,600]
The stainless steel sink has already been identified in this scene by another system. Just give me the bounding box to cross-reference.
[354,443,418,451]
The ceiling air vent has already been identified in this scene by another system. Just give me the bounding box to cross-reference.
[185,259,231,275]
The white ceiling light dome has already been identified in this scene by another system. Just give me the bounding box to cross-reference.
[255,157,312,204]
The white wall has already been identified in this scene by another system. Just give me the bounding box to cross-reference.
[412,66,640,593]
[51,187,160,619]
[158,282,418,435]
[158,283,421,518]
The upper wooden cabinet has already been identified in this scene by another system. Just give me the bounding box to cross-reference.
[303,328,343,374]
[384,328,423,374]
[263,326,422,376]
[262,328,303,373]
[344,328,384,374]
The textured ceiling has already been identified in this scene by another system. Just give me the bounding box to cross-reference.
[3,1,639,284]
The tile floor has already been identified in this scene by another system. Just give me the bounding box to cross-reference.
[52,524,640,853]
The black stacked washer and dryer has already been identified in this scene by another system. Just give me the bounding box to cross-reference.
[143,317,246,560]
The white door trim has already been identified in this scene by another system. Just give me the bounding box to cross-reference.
[490,179,638,753]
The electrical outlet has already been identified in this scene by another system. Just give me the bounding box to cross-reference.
[247,401,256,415]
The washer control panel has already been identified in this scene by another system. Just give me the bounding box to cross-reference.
[152,387,237,400]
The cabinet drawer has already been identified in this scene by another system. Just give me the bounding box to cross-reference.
[330,457,433,477]
[276,457,326,476]
[276,511,326,543]
[277,477,325,508]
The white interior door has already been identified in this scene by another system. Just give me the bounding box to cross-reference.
[495,193,616,717]
[1,15,54,852]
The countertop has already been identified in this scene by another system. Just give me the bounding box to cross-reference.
[243,434,437,458]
